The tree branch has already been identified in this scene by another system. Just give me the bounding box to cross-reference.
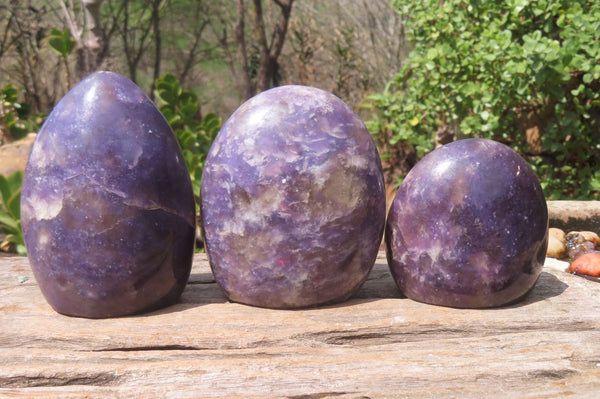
[150,0,161,98]
[269,0,293,59]
[58,0,82,41]
[235,0,252,99]
[254,0,294,93]
[252,0,269,54]
[208,5,238,84]
[0,7,16,60]
[82,0,104,50]
[179,5,209,85]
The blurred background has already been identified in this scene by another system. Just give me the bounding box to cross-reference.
[0,0,599,211]
[0,1,407,120]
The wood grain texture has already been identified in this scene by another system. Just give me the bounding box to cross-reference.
[1,252,599,398]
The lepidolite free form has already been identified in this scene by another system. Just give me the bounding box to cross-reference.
[21,71,196,318]
[386,138,548,308]
[201,85,386,309]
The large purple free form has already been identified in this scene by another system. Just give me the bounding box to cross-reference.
[386,138,548,308]
[201,85,386,309]
[21,71,196,318]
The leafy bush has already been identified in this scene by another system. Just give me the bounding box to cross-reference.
[1,84,44,142]
[153,73,221,204]
[366,0,600,199]
[0,171,26,255]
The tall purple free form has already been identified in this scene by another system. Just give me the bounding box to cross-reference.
[21,71,196,318]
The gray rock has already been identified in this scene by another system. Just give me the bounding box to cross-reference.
[547,201,600,232]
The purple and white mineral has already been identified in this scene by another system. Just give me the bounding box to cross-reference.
[201,85,386,309]
[21,71,196,318]
[386,138,548,308]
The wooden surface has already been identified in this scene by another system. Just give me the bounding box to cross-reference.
[1,252,599,398]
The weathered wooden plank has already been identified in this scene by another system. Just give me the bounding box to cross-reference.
[1,253,599,398]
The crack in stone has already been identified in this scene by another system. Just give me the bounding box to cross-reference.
[63,172,194,228]
[92,215,136,237]
[64,171,127,198]
[122,198,194,228]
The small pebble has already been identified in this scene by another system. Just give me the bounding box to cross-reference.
[581,231,600,245]
[567,252,600,278]
[567,230,600,246]
[548,227,566,244]
[565,232,597,260]
[546,235,566,258]
[18,276,29,284]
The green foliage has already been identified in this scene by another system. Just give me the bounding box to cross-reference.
[1,84,43,141]
[0,171,26,256]
[47,28,76,58]
[47,28,76,88]
[154,73,221,202]
[367,0,600,199]
[0,84,41,255]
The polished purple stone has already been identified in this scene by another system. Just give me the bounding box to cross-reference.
[21,71,196,318]
[385,138,548,308]
[201,85,386,309]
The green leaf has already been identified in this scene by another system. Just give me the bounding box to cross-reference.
[547,85,565,100]
[5,171,23,194]
[6,189,20,220]
[426,48,438,59]
[47,28,76,57]
[409,116,420,126]
[179,103,198,120]
[179,91,198,105]
[1,84,18,102]
[154,88,177,107]
[0,172,22,242]
[0,174,11,208]
[0,209,19,233]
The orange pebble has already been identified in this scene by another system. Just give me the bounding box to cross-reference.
[568,252,600,277]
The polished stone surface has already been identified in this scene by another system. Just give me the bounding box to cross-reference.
[386,138,548,308]
[201,85,386,309]
[21,71,196,318]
